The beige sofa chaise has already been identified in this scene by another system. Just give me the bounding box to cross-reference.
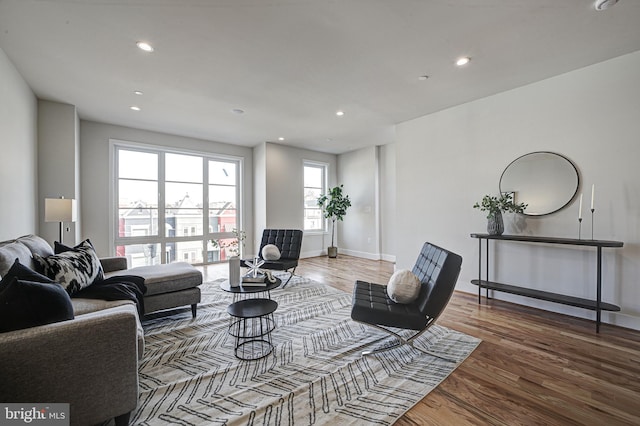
[0,235,203,426]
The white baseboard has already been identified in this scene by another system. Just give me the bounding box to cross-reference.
[300,250,324,259]
[339,248,381,260]
[381,253,396,263]
[301,249,396,262]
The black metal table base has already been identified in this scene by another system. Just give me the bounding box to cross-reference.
[227,298,278,361]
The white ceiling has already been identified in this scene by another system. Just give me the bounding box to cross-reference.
[1,0,640,154]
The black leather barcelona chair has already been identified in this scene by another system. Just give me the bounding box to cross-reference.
[351,242,462,360]
[242,229,303,287]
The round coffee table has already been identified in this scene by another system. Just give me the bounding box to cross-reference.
[219,277,281,298]
[227,298,278,360]
[220,277,281,360]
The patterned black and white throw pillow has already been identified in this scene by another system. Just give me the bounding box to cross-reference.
[33,240,104,296]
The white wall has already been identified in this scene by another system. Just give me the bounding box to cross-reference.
[337,144,397,262]
[79,120,254,257]
[396,50,640,330]
[38,100,80,246]
[256,142,337,258]
[0,48,38,241]
[253,142,267,249]
[379,143,396,262]
[338,146,379,259]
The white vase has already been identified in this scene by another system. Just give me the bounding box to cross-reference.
[229,256,241,287]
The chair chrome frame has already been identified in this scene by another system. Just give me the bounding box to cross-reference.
[353,317,457,363]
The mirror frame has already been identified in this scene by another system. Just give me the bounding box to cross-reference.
[499,151,580,217]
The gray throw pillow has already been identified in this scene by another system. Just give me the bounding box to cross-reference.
[33,240,104,296]
[261,244,281,260]
[386,269,421,304]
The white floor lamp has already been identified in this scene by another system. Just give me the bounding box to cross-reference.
[45,197,77,244]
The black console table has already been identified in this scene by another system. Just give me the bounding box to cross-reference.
[470,233,623,333]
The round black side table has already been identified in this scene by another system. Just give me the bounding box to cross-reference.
[227,298,278,361]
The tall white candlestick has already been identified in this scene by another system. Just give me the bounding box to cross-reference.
[591,184,595,210]
[578,193,583,220]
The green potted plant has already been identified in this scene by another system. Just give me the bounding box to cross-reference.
[473,193,527,235]
[317,185,352,258]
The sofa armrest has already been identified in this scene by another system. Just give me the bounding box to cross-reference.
[0,305,140,425]
[100,256,128,273]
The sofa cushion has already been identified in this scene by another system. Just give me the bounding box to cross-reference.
[0,277,74,333]
[71,298,145,359]
[72,298,136,316]
[33,240,104,296]
[0,235,55,278]
[16,235,54,259]
[0,242,33,278]
[106,262,202,296]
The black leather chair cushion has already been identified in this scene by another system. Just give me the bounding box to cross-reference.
[242,229,303,272]
[260,258,298,271]
[351,281,427,330]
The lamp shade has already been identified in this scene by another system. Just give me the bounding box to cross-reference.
[45,198,77,222]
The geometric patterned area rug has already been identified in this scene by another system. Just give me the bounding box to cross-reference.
[131,275,481,425]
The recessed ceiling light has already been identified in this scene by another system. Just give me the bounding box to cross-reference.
[130,106,141,111]
[456,57,471,66]
[594,0,619,10]
[136,41,154,52]
[336,111,345,116]
[231,108,244,115]
[134,90,143,95]
[278,137,285,141]
[418,75,429,81]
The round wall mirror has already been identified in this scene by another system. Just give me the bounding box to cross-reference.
[499,152,579,216]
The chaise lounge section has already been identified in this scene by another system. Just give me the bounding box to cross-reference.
[103,259,203,318]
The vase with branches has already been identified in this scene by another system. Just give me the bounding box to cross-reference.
[473,193,527,235]
[317,184,351,258]
[211,228,246,259]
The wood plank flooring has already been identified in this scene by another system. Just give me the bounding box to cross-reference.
[202,255,640,425]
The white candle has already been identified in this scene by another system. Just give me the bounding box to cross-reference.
[591,184,595,210]
[578,193,583,220]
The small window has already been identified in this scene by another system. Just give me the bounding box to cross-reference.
[303,162,327,231]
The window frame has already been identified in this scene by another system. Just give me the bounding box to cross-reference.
[110,139,244,265]
[303,160,328,233]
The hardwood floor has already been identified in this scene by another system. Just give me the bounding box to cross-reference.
[202,255,640,425]
[297,255,640,426]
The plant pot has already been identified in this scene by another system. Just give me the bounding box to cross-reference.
[327,246,338,258]
[487,211,504,236]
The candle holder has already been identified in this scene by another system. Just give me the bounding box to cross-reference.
[591,208,595,240]
[578,217,583,240]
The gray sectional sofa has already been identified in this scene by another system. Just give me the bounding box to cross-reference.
[0,235,203,426]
